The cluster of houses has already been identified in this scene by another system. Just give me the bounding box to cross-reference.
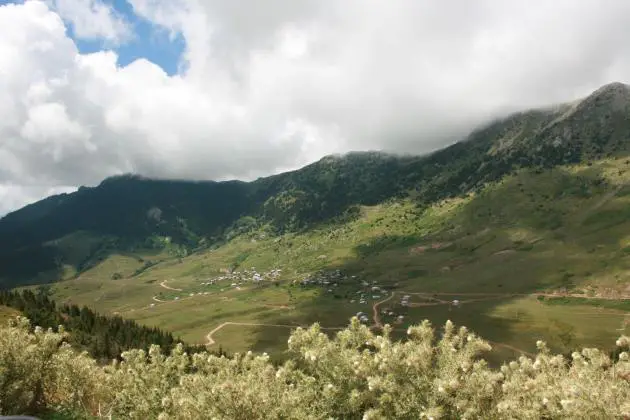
[298,269,352,293]
[298,270,396,306]
[349,284,388,305]
[199,268,283,288]
[355,311,370,323]
[380,307,405,323]
[298,269,346,287]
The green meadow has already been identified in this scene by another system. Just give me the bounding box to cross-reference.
[37,158,630,362]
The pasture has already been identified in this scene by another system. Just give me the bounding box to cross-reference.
[39,158,630,362]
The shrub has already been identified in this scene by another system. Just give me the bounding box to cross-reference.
[0,317,629,419]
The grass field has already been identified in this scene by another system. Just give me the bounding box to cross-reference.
[0,305,20,324]
[33,158,630,363]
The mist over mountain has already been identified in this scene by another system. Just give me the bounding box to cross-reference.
[1,82,629,287]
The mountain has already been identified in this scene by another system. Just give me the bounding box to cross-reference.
[1,82,630,288]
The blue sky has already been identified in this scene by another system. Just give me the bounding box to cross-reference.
[77,0,184,75]
[0,0,185,75]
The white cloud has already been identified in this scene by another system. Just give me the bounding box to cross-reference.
[0,184,76,216]
[2,0,630,215]
[49,0,131,43]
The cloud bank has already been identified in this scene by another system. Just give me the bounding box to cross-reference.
[1,0,630,214]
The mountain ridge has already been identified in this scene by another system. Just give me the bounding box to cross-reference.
[1,82,630,287]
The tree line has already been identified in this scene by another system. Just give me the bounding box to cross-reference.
[0,288,225,362]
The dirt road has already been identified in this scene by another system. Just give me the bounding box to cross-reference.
[160,280,182,291]
[205,322,346,346]
[372,292,396,327]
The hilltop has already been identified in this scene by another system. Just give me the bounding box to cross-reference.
[0,82,630,362]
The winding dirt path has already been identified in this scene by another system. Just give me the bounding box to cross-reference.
[486,340,535,358]
[152,295,166,303]
[205,322,345,346]
[372,292,396,328]
[407,291,630,300]
[196,287,630,351]
[160,280,182,291]
[372,290,629,329]
[263,304,295,310]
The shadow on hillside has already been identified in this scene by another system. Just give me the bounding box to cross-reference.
[0,245,64,290]
[0,239,176,290]
[245,164,630,365]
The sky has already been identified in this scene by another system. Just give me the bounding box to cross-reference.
[1,0,630,216]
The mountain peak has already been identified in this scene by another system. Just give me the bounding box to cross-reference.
[587,81,629,100]
[593,81,629,94]
[577,81,630,113]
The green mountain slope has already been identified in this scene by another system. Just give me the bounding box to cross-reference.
[2,82,630,362]
[41,156,630,362]
[2,82,629,288]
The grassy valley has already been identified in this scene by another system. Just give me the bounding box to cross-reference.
[28,157,630,364]
[1,83,630,365]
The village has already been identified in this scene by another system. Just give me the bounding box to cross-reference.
[149,266,464,329]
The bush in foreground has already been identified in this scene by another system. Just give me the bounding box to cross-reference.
[0,316,629,419]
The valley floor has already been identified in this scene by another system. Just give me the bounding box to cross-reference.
[37,158,630,362]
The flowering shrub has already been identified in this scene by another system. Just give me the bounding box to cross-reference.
[1,316,629,419]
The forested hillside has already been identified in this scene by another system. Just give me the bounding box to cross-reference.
[0,289,210,361]
[1,82,629,288]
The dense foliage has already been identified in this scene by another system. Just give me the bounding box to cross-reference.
[0,289,209,362]
[0,316,628,419]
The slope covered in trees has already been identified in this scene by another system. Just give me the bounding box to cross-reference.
[0,289,210,361]
[1,82,629,287]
